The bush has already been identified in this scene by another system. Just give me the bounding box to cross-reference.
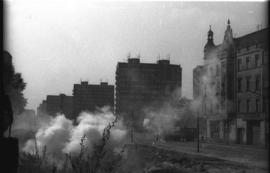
[18,117,126,173]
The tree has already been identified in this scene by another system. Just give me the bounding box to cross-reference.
[2,51,27,115]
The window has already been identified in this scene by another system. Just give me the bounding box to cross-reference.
[255,54,260,67]
[246,76,250,91]
[263,98,268,113]
[262,51,265,64]
[256,99,260,112]
[216,65,220,75]
[237,100,241,112]
[246,56,250,69]
[216,104,220,110]
[237,59,242,71]
[255,75,261,91]
[247,99,250,112]
[221,62,226,73]
[210,67,214,76]
[238,78,242,92]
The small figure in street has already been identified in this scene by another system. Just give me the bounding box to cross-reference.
[0,94,13,138]
[156,134,159,142]
[130,129,134,143]
[152,134,158,145]
[201,135,205,141]
[52,164,57,173]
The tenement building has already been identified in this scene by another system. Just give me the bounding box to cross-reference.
[73,81,114,117]
[193,20,268,146]
[37,94,73,118]
[235,28,269,146]
[115,56,182,130]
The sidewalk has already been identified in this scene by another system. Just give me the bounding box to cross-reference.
[131,132,268,169]
[151,141,268,170]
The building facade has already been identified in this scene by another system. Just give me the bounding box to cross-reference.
[73,81,114,117]
[193,20,268,146]
[193,21,236,143]
[37,100,47,115]
[37,94,73,118]
[235,28,269,146]
[115,57,182,130]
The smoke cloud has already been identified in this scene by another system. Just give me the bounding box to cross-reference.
[143,102,181,136]
[142,87,196,137]
[12,107,127,164]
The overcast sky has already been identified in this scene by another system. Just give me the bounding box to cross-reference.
[5,0,268,110]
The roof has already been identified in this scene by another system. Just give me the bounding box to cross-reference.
[204,41,216,50]
[117,61,181,69]
[74,82,114,87]
[235,27,269,49]
[193,65,207,73]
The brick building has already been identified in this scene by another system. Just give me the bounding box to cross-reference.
[193,20,268,146]
[115,56,182,130]
[72,81,114,117]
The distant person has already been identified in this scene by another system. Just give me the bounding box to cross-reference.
[52,164,57,173]
[0,94,13,137]
[130,129,134,143]
[201,136,205,141]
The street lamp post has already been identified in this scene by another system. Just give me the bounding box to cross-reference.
[197,111,200,153]
[130,111,134,143]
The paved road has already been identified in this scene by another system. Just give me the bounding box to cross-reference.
[131,133,268,169]
[154,141,268,169]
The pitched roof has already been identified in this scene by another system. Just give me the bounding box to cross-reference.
[234,28,269,49]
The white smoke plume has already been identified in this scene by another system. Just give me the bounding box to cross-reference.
[11,110,51,149]
[143,102,180,136]
[22,114,73,161]
[63,107,127,154]
[17,107,126,164]
[142,88,196,137]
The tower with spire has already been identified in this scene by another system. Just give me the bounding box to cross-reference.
[204,25,216,53]
[203,25,218,61]
[223,19,234,46]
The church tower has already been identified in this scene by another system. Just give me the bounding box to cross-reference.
[223,19,234,47]
[204,25,217,60]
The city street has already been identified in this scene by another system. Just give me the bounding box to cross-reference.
[131,133,268,170]
[153,141,268,169]
[3,1,268,173]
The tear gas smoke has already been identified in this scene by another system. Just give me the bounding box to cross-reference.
[12,107,127,164]
[142,53,229,137]
[142,88,192,136]
[143,102,181,136]
[11,110,52,149]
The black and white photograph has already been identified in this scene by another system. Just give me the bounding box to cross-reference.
[0,0,269,173]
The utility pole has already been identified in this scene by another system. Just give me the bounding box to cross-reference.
[130,111,134,143]
[198,85,207,153]
[197,111,200,153]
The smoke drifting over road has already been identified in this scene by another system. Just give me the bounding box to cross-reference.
[12,107,127,164]
[142,87,196,137]
[143,102,181,136]
[141,59,228,137]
